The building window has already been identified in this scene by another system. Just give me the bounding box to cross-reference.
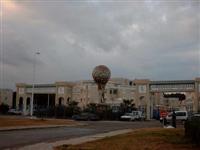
[113,89,117,94]
[110,90,112,94]
[58,87,65,94]
[139,85,147,93]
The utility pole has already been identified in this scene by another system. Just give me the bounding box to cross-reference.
[30,51,40,116]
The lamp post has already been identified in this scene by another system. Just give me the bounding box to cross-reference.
[30,51,40,116]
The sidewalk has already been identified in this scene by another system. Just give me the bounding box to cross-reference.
[12,129,133,150]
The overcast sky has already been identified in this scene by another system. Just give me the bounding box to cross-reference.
[0,0,200,89]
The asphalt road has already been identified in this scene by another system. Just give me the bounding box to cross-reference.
[0,120,161,149]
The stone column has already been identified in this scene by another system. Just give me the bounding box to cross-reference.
[146,82,150,120]
[16,83,26,111]
[150,93,154,119]
[133,79,150,120]
[194,78,200,112]
[23,97,27,115]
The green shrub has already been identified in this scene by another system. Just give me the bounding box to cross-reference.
[0,103,9,114]
[185,116,200,145]
[55,105,65,118]
[35,107,56,118]
[82,103,125,120]
[34,102,81,119]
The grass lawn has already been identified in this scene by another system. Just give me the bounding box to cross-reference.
[56,128,198,150]
[0,116,77,127]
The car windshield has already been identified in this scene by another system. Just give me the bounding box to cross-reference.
[176,112,186,116]
[132,112,138,115]
[80,113,89,116]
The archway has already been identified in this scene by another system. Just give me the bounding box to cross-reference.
[19,97,23,111]
[67,97,70,103]
[26,97,31,110]
[66,97,71,105]
[12,92,16,109]
[58,97,64,106]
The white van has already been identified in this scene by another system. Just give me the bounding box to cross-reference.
[166,111,188,122]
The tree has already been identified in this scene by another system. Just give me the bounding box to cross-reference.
[65,100,81,117]
[121,99,134,113]
[85,103,97,113]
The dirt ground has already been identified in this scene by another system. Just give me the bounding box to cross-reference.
[56,128,198,150]
[0,115,77,127]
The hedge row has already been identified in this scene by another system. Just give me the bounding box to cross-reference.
[185,116,200,145]
[34,105,81,118]
[34,105,124,120]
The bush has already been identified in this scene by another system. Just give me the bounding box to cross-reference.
[0,103,9,114]
[82,103,126,120]
[35,106,56,118]
[34,102,81,119]
[55,105,66,118]
[185,116,200,145]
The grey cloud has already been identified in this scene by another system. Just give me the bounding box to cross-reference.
[1,0,199,89]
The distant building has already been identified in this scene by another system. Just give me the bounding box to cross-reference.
[0,89,13,107]
[16,77,200,119]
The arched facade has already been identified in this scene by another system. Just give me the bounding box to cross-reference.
[15,78,200,119]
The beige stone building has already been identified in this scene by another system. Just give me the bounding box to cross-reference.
[16,77,200,119]
[0,89,13,107]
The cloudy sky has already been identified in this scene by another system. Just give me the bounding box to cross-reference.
[0,0,200,89]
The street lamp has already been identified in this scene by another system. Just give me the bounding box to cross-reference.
[30,51,40,116]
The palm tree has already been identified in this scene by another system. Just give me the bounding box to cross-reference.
[66,100,80,116]
[86,103,97,113]
[122,99,134,113]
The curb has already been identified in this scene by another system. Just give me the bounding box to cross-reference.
[0,123,87,132]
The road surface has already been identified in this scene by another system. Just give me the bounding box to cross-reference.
[0,120,161,149]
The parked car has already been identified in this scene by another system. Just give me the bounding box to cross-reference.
[166,111,188,123]
[120,111,145,121]
[120,113,135,121]
[7,109,22,115]
[132,111,145,120]
[72,113,100,121]
[188,113,200,120]
[193,113,200,117]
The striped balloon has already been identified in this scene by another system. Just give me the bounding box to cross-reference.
[92,65,111,86]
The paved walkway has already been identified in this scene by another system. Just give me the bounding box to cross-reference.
[7,129,133,150]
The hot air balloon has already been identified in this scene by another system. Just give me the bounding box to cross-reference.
[92,65,111,103]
